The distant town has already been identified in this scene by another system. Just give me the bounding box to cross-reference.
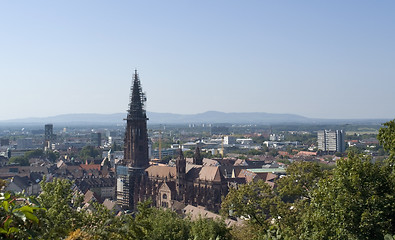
[0,71,392,239]
[0,72,385,214]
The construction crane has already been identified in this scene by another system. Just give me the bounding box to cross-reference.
[221,135,224,158]
[158,130,162,160]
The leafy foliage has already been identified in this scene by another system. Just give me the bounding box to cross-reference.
[221,180,277,228]
[8,149,46,166]
[300,153,395,239]
[80,202,126,240]
[8,156,29,166]
[276,161,324,202]
[378,119,395,161]
[189,217,232,240]
[24,149,44,159]
[38,177,84,239]
[45,150,59,162]
[137,205,190,240]
[183,150,194,158]
[0,192,44,239]
[79,145,101,162]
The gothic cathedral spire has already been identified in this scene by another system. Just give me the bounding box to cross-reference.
[128,69,147,120]
[124,70,149,168]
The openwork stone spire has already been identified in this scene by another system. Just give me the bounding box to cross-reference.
[128,70,147,120]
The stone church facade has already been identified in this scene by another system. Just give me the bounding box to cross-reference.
[146,150,228,212]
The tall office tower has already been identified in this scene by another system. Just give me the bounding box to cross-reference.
[44,124,54,148]
[317,130,345,153]
[336,130,345,153]
[117,70,149,210]
[44,124,53,142]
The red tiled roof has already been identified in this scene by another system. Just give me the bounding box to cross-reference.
[198,166,222,182]
[297,151,317,156]
[146,166,176,179]
[80,164,101,171]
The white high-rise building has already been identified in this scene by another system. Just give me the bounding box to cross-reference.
[317,130,345,153]
[223,136,236,145]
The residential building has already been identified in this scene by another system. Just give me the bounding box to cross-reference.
[264,141,299,149]
[44,124,53,142]
[223,136,236,145]
[317,130,345,153]
[151,148,177,160]
[269,134,284,141]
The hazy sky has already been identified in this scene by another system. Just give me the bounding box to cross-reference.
[1,1,394,120]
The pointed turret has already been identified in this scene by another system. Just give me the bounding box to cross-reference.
[193,146,203,165]
[176,149,186,173]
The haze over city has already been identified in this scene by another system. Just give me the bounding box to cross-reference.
[1,1,394,121]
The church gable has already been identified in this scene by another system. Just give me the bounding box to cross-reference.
[158,181,176,193]
[158,181,176,208]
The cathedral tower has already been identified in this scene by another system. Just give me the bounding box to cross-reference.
[123,70,149,168]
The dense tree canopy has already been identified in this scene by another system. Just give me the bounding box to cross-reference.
[300,153,395,239]
[38,177,84,239]
[8,156,29,166]
[45,150,59,162]
[221,179,277,230]
[276,161,324,202]
[79,146,101,162]
[1,179,232,240]
[378,119,395,161]
[8,149,46,166]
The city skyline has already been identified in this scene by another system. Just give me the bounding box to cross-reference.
[1,1,394,121]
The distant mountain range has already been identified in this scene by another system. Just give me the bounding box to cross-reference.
[0,111,390,126]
